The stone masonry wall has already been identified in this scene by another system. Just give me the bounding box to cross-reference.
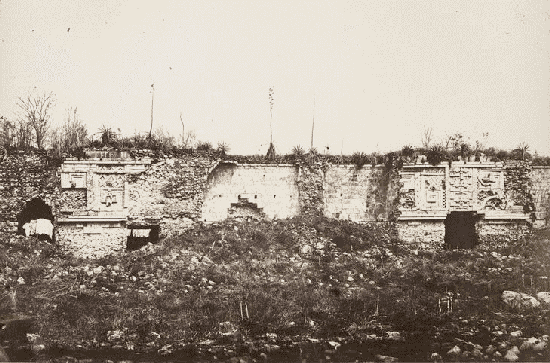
[1,154,548,258]
[57,222,127,259]
[395,221,446,249]
[125,155,217,237]
[477,221,531,248]
[324,163,401,222]
[324,165,374,221]
[530,166,550,228]
[0,152,60,233]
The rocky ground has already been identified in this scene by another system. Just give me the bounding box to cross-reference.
[2,217,550,362]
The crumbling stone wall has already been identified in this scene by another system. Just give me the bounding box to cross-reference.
[324,165,374,221]
[504,161,535,215]
[57,222,127,259]
[0,152,60,233]
[1,153,548,258]
[477,221,531,248]
[324,162,401,222]
[126,155,217,236]
[59,189,87,211]
[297,159,327,217]
[396,221,445,249]
[530,166,550,228]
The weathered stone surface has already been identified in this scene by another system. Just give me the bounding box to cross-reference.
[203,163,299,221]
[57,223,127,259]
[447,345,461,356]
[504,346,520,362]
[536,292,550,304]
[502,290,541,310]
[2,152,550,259]
[396,221,445,248]
[0,153,59,228]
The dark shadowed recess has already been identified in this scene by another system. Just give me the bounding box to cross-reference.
[16,197,54,241]
[444,211,480,249]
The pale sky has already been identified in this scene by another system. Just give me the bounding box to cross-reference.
[1,0,549,155]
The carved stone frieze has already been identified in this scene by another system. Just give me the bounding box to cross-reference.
[398,164,521,218]
[99,174,124,188]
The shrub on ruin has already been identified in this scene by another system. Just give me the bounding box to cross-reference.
[291,145,305,157]
[351,152,369,168]
[426,145,447,166]
[401,145,415,158]
[196,141,213,152]
[216,141,230,156]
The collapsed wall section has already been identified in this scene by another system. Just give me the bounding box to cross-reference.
[202,163,300,221]
[126,156,217,236]
[0,153,60,235]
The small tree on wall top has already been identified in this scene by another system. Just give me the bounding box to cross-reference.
[17,91,55,149]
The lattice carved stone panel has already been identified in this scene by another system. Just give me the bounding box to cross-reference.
[421,174,445,210]
[448,168,474,210]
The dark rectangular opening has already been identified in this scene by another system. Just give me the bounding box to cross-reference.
[444,211,479,249]
[126,225,160,250]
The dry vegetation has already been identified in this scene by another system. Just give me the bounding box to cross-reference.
[2,218,550,361]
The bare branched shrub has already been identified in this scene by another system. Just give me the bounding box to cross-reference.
[50,107,88,156]
[17,92,55,149]
[421,127,433,149]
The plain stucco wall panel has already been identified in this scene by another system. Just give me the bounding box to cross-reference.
[202,164,300,221]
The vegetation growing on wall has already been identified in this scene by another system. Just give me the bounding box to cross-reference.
[504,161,536,217]
[365,152,403,223]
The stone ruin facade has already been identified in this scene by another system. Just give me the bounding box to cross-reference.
[57,157,151,257]
[396,162,533,248]
[2,151,549,257]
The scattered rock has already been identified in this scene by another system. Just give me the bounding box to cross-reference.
[485,345,496,355]
[504,346,520,362]
[265,344,280,353]
[472,348,483,358]
[386,331,403,341]
[533,340,547,351]
[375,354,398,362]
[520,337,538,351]
[328,341,341,350]
[537,292,550,304]
[300,245,313,255]
[447,345,461,356]
[219,321,237,336]
[502,290,541,309]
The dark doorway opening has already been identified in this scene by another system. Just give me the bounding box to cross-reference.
[16,198,54,242]
[444,211,479,249]
[127,225,160,250]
